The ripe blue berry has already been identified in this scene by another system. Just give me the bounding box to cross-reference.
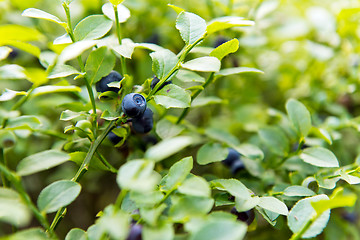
[231,159,245,175]
[95,70,122,93]
[122,93,147,118]
[222,148,241,167]
[132,108,153,134]
[231,207,255,225]
[150,76,171,91]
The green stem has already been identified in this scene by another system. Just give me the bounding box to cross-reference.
[147,37,205,100]
[63,2,98,136]
[0,148,8,187]
[176,72,215,124]
[96,151,118,173]
[0,163,55,237]
[49,120,116,231]
[115,189,128,209]
[114,5,127,75]
[289,214,317,240]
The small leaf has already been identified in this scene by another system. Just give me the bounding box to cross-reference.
[150,49,178,79]
[74,15,113,41]
[38,180,81,213]
[5,228,48,240]
[0,188,31,227]
[196,142,228,165]
[156,118,184,139]
[0,89,27,102]
[48,64,80,79]
[0,40,41,57]
[288,195,330,238]
[167,4,185,14]
[96,206,130,240]
[190,218,247,240]
[153,84,191,109]
[175,69,205,83]
[286,99,312,138]
[0,24,43,42]
[215,67,264,76]
[117,160,160,192]
[176,12,207,45]
[257,197,288,216]
[191,96,224,108]
[85,46,115,85]
[182,56,221,72]
[207,17,254,34]
[22,8,66,27]
[211,179,251,200]
[161,157,193,191]
[58,40,98,64]
[65,228,87,240]
[283,186,315,197]
[259,126,289,156]
[17,150,70,176]
[31,85,81,97]
[112,38,136,59]
[109,0,125,5]
[178,174,211,197]
[102,3,130,23]
[0,64,26,80]
[300,147,339,168]
[145,136,197,162]
[143,223,174,240]
[210,38,239,60]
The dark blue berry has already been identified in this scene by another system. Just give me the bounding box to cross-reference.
[95,70,122,93]
[342,211,358,223]
[150,76,171,91]
[222,148,240,167]
[126,224,142,240]
[132,108,153,134]
[108,127,123,145]
[231,207,255,225]
[122,93,147,118]
[231,159,245,175]
[145,33,160,45]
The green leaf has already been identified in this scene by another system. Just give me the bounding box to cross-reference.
[0,64,26,80]
[65,228,87,240]
[190,218,247,240]
[178,174,211,197]
[161,156,193,191]
[150,49,178,79]
[153,84,191,109]
[288,195,330,238]
[215,67,264,76]
[37,180,81,213]
[175,12,207,45]
[0,46,12,61]
[17,150,70,176]
[31,85,82,97]
[156,118,185,139]
[283,185,315,197]
[7,115,41,130]
[0,40,41,57]
[196,142,228,165]
[117,160,160,192]
[259,126,290,156]
[48,64,80,79]
[143,223,174,240]
[233,143,264,161]
[0,188,31,227]
[0,89,27,102]
[85,46,116,85]
[207,17,254,34]
[0,24,43,42]
[58,40,98,64]
[145,136,197,162]
[169,195,214,222]
[167,4,185,14]
[182,56,221,72]
[6,228,48,240]
[96,205,129,240]
[211,179,251,200]
[102,3,130,23]
[257,197,288,216]
[300,147,339,168]
[191,96,224,108]
[204,128,240,146]
[69,152,113,172]
[24,68,48,86]
[175,69,205,83]
[74,15,113,41]
[112,38,136,59]
[210,38,239,60]
[286,99,312,138]
[22,8,66,27]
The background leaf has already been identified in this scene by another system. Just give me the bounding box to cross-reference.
[175,12,207,45]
